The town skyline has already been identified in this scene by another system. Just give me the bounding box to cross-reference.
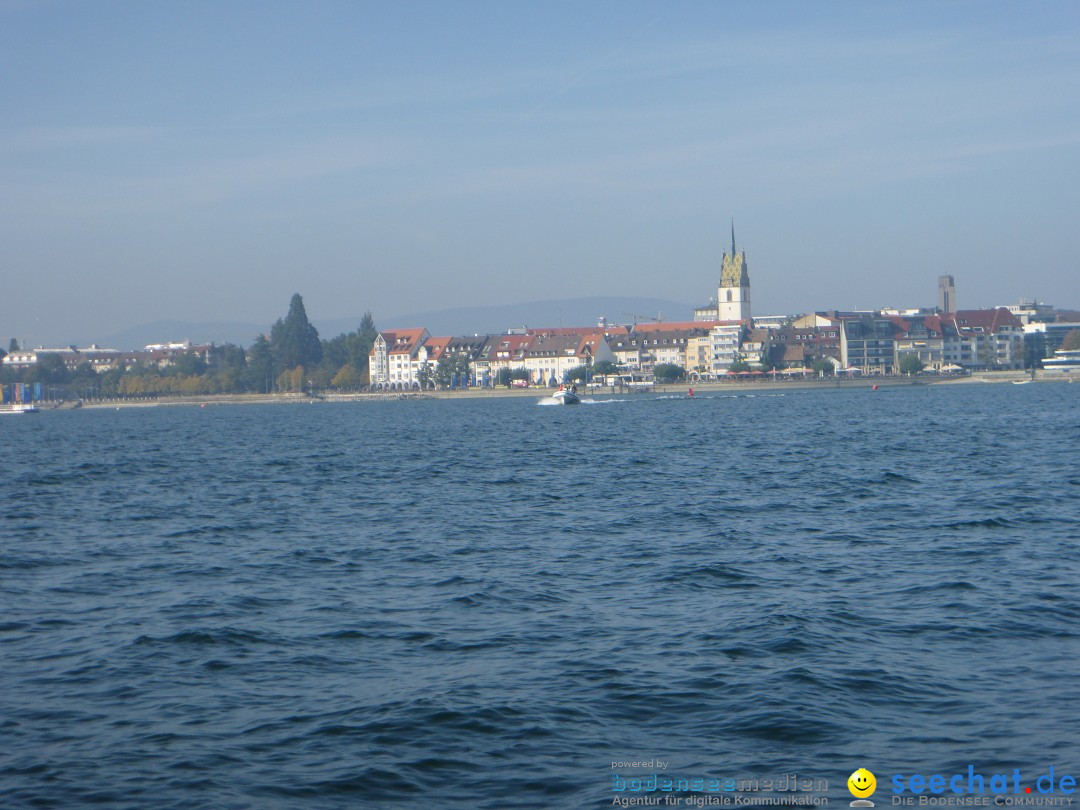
[3,2,1079,347]
[5,274,1077,353]
[8,280,1076,354]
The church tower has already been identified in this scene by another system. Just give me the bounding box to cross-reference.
[718,222,751,322]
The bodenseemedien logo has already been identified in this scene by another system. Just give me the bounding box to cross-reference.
[849,768,877,807]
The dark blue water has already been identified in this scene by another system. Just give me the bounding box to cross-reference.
[2,383,1079,809]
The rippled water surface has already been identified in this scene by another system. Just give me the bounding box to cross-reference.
[3,383,1079,808]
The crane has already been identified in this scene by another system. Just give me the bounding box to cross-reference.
[621,311,664,326]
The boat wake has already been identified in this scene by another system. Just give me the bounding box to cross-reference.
[536,397,627,406]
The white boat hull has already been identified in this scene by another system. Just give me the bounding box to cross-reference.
[1,404,40,414]
[551,390,581,405]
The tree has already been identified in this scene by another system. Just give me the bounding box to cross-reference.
[653,363,686,383]
[418,361,434,390]
[218,343,247,371]
[899,353,925,375]
[35,353,70,384]
[729,359,752,373]
[977,341,999,370]
[433,352,472,388]
[8,338,19,353]
[566,365,588,383]
[1062,330,1080,351]
[171,352,207,377]
[593,360,619,376]
[331,364,363,388]
[811,357,834,376]
[356,312,378,367]
[244,334,273,392]
[270,293,322,374]
[318,311,378,384]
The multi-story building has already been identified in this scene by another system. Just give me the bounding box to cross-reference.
[1,345,122,373]
[1041,349,1080,374]
[685,334,712,376]
[763,326,836,368]
[369,328,430,389]
[139,342,222,370]
[521,331,615,385]
[708,322,745,375]
[841,308,1024,373]
[1004,298,1056,325]
[478,334,534,383]
[840,316,897,374]
[939,309,1024,369]
[938,275,957,313]
[605,322,716,373]
[1024,321,1080,365]
[738,327,771,366]
[409,335,490,387]
[627,322,717,373]
[888,314,947,370]
[693,300,719,322]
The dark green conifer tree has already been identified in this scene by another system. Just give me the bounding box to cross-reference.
[269,293,322,373]
[244,334,274,393]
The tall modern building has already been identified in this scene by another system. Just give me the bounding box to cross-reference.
[718,223,751,322]
[938,275,957,314]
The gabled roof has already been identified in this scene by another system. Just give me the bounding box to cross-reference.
[421,336,452,362]
[780,345,807,364]
[381,328,429,356]
[576,333,607,356]
[946,308,1022,334]
[523,333,582,358]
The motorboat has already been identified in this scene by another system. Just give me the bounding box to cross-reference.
[551,385,581,405]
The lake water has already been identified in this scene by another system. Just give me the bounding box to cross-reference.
[2,383,1079,809]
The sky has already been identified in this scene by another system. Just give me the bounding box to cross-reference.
[2,0,1079,346]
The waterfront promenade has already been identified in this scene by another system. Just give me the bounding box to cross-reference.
[59,370,1071,410]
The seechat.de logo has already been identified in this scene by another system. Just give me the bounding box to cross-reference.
[849,768,878,807]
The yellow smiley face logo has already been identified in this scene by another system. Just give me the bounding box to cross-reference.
[848,768,877,798]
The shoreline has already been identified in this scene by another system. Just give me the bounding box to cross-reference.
[48,370,1074,410]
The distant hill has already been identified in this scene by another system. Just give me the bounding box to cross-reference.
[84,320,269,351]
[368,296,694,336]
[73,296,696,350]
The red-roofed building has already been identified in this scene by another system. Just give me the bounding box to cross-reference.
[521,330,615,385]
[841,308,1024,373]
[369,328,430,389]
[480,334,535,380]
[940,309,1024,369]
[606,323,720,372]
[414,335,489,388]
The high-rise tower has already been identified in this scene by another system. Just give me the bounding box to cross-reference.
[938,275,956,313]
[718,222,751,322]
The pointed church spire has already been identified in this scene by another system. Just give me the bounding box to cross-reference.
[730,219,736,258]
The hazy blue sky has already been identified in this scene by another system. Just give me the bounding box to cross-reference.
[3,0,1078,345]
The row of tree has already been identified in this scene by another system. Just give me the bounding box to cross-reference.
[0,294,379,398]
